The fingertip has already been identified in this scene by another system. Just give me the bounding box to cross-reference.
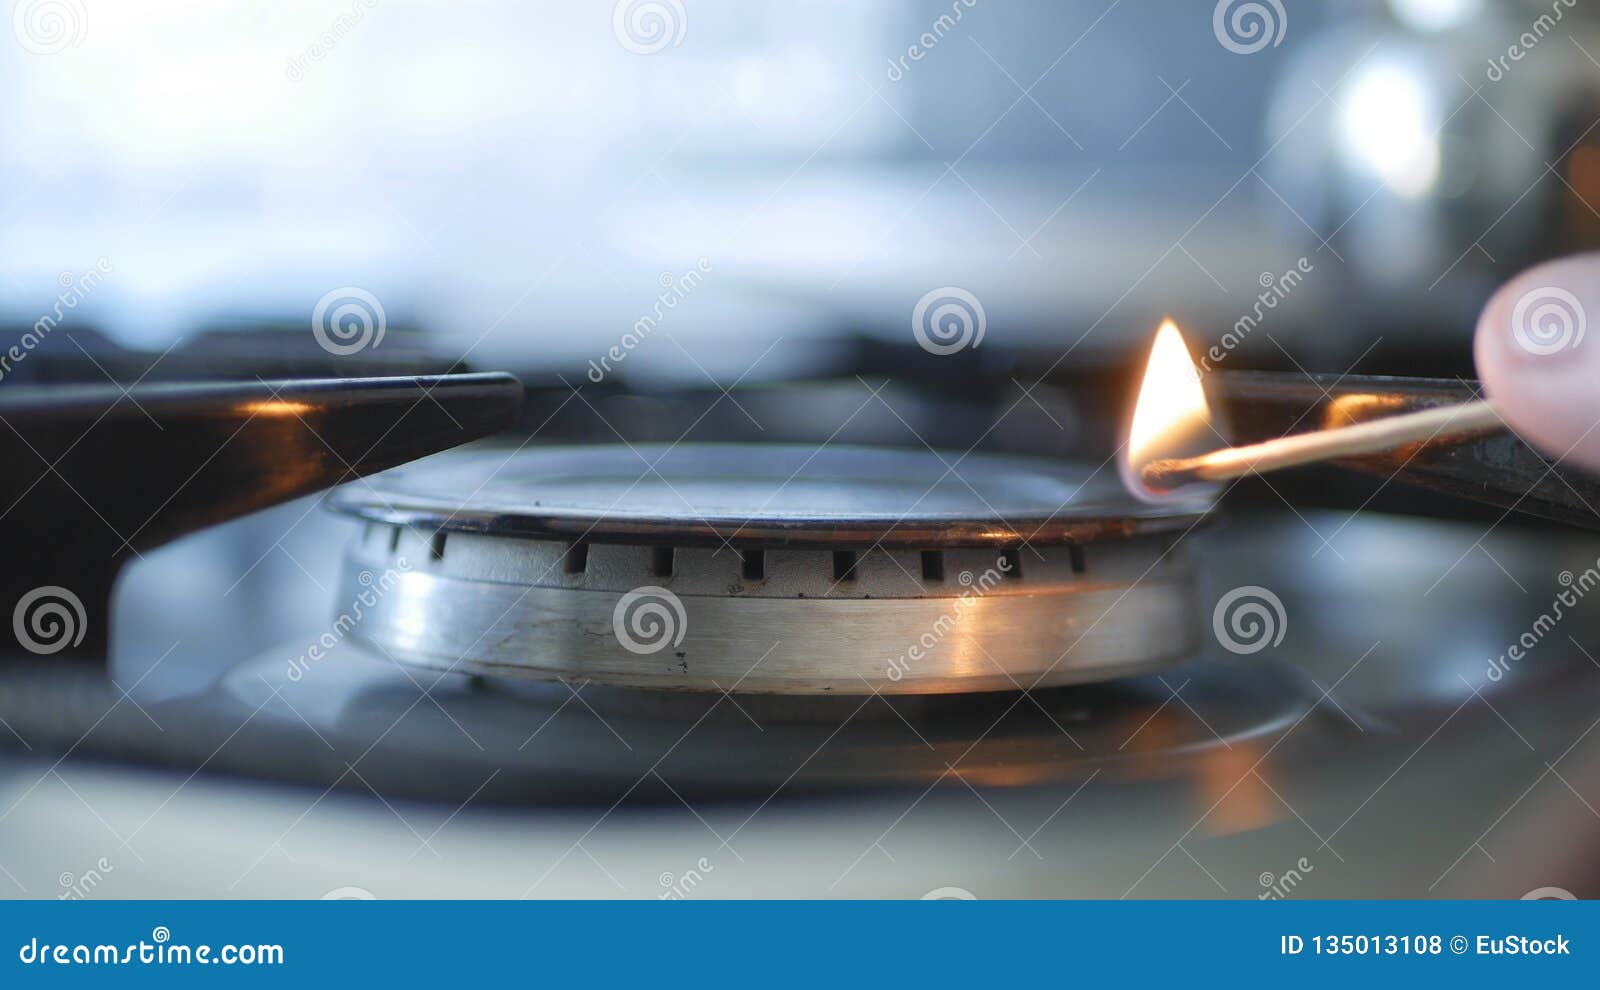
[1474,253,1600,473]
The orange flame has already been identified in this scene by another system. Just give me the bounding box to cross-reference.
[1127,319,1212,464]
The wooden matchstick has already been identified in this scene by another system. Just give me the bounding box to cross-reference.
[1140,398,1505,490]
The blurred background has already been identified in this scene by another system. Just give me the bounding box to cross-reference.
[8,0,1600,390]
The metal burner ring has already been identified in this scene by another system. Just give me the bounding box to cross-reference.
[331,444,1208,694]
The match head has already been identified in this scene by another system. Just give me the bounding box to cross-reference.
[1136,457,1204,493]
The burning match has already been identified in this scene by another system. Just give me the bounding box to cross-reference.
[1122,320,1507,499]
[1140,399,1504,490]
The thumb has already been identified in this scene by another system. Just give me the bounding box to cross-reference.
[1475,252,1600,474]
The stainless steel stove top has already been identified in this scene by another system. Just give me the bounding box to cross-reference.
[3,499,1597,899]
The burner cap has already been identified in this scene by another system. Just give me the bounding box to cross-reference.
[329,444,1209,695]
[332,443,1207,548]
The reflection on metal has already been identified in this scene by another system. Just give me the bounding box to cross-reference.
[1194,741,1278,836]
[339,527,1198,695]
[1321,392,1408,429]
[237,400,316,417]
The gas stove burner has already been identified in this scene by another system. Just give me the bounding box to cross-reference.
[331,444,1211,694]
